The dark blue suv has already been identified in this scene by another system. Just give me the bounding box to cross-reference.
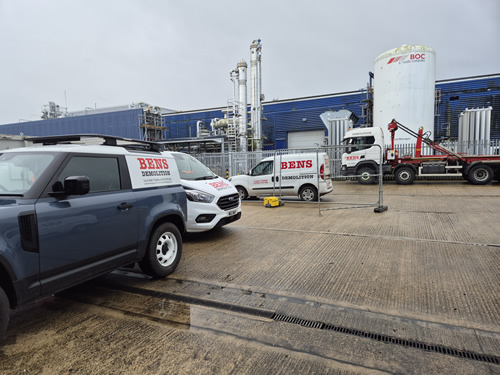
[0,135,187,342]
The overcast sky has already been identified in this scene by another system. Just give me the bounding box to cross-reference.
[0,0,499,125]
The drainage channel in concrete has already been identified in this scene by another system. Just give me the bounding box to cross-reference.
[63,274,500,371]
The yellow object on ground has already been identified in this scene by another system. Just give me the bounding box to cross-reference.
[264,197,281,207]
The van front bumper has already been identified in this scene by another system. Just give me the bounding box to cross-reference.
[213,212,242,229]
[186,201,241,233]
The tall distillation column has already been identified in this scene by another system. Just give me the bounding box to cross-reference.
[250,39,263,151]
[237,59,248,152]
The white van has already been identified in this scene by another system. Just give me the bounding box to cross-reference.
[229,152,333,201]
[165,152,241,232]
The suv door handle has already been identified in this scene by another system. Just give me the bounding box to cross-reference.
[118,202,133,210]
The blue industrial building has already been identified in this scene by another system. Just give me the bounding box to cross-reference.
[1,74,498,150]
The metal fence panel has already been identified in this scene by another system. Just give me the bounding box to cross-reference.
[196,139,500,182]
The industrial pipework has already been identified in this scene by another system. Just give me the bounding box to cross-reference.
[250,39,263,151]
[237,59,248,152]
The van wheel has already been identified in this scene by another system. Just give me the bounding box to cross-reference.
[139,223,182,278]
[468,164,494,185]
[236,186,248,200]
[0,286,10,343]
[299,186,318,201]
[357,167,376,185]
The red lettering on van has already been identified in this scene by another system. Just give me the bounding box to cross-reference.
[209,181,229,189]
[137,157,169,170]
[138,158,148,169]
[281,160,313,169]
[154,159,163,169]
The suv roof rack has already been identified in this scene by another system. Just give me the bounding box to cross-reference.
[30,134,165,152]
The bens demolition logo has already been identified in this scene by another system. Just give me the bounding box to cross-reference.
[387,53,426,64]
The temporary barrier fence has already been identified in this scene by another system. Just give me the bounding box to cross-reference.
[196,145,387,216]
[196,138,500,183]
[314,144,388,215]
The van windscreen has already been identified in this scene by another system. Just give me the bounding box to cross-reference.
[172,153,217,180]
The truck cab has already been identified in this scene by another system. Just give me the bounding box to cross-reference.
[341,127,388,184]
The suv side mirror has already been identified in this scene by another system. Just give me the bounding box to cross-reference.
[49,176,90,197]
[64,176,90,195]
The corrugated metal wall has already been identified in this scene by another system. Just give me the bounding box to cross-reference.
[0,109,143,138]
[0,75,498,148]
[263,92,366,149]
[435,75,500,139]
[164,109,225,139]
[161,91,368,150]
[161,75,499,149]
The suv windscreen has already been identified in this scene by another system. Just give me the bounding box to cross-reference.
[173,153,216,180]
[0,152,55,195]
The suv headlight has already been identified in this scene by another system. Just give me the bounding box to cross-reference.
[185,189,215,203]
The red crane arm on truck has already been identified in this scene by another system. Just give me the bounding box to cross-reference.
[388,119,465,161]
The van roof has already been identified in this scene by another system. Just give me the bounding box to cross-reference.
[261,152,327,162]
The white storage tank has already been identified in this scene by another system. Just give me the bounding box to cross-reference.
[373,45,436,144]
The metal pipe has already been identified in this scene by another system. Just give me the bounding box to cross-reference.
[196,120,203,138]
[250,39,263,151]
[237,59,248,152]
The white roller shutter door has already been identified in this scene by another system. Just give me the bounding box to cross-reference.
[287,130,326,149]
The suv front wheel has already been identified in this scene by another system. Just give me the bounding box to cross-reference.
[139,223,182,278]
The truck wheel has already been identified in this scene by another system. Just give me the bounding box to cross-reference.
[395,167,415,185]
[139,223,182,278]
[299,185,318,201]
[468,164,494,185]
[236,186,248,200]
[0,286,10,343]
[357,167,376,185]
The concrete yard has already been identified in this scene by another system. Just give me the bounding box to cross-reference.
[0,180,499,374]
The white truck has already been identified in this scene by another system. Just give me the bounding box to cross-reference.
[229,152,333,201]
[341,119,500,185]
